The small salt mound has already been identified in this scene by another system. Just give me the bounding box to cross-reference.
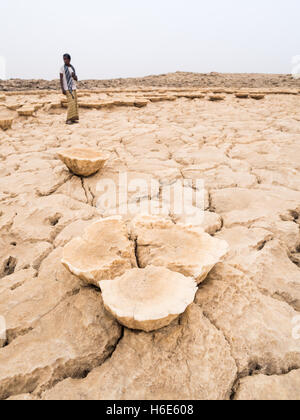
[58,147,109,177]
[62,217,136,287]
[18,106,35,116]
[235,92,249,99]
[100,265,198,332]
[250,94,265,100]
[209,94,225,101]
[0,117,13,131]
[131,215,229,285]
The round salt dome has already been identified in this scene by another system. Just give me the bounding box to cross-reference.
[100,266,198,332]
[209,94,225,101]
[235,92,249,98]
[250,94,265,100]
[131,215,229,285]
[18,107,35,116]
[0,117,13,130]
[61,217,136,287]
[58,147,109,177]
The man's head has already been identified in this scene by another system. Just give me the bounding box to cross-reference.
[63,54,71,66]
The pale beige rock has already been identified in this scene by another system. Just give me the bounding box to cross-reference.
[204,166,257,189]
[7,394,36,401]
[0,168,72,198]
[17,106,35,116]
[0,117,13,130]
[160,179,206,210]
[234,370,300,400]
[216,226,274,261]
[121,132,170,161]
[216,226,300,310]
[241,240,300,311]
[0,239,53,277]
[181,147,231,173]
[229,142,300,171]
[5,103,22,111]
[0,207,16,231]
[100,266,198,332]
[54,218,99,247]
[196,263,300,375]
[183,163,256,190]
[127,159,181,185]
[56,176,89,203]
[10,194,96,243]
[0,288,122,400]
[252,219,300,252]
[171,207,220,230]
[131,215,228,284]
[180,92,205,99]
[77,100,114,109]
[62,217,136,287]
[134,100,149,108]
[211,187,300,228]
[112,99,149,108]
[209,94,225,101]
[235,92,249,99]
[0,315,6,348]
[33,103,43,111]
[202,211,223,234]
[0,268,36,295]
[58,148,109,177]
[250,94,265,100]
[47,101,62,110]
[42,304,237,400]
[291,253,300,267]
[252,167,300,192]
[0,248,81,344]
[148,95,177,102]
[87,170,161,217]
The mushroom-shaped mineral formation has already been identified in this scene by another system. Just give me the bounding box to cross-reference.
[209,94,225,101]
[62,217,137,287]
[0,117,13,131]
[58,147,108,177]
[17,106,35,117]
[100,266,198,332]
[131,215,229,284]
[235,92,249,99]
[250,94,265,100]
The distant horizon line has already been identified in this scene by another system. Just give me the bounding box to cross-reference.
[0,71,294,82]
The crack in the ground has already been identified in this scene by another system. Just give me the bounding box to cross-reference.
[201,311,239,400]
[80,177,89,205]
[3,286,81,348]
[31,325,125,400]
[230,365,300,400]
[133,238,141,269]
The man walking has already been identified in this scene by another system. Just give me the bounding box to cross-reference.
[60,54,79,124]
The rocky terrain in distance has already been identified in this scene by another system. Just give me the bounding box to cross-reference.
[1,72,300,91]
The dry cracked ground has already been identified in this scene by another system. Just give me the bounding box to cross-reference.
[0,84,300,400]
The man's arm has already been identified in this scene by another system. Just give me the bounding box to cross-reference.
[71,65,78,81]
[60,73,66,95]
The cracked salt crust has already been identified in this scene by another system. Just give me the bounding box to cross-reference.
[0,85,300,400]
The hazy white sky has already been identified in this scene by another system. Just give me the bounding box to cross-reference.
[0,0,299,80]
